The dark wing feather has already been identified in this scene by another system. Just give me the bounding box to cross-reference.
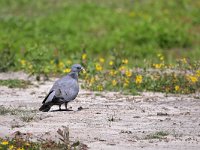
[42,90,54,104]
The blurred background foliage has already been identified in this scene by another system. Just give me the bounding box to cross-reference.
[0,0,200,71]
[0,0,200,94]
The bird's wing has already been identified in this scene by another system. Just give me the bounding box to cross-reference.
[42,90,55,104]
[59,78,79,101]
[43,75,79,103]
[42,79,63,104]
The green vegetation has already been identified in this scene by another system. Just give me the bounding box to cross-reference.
[0,106,36,121]
[0,79,31,88]
[0,126,87,150]
[81,53,200,94]
[0,0,200,94]
[0,0,200,69]
[145,131,169,139]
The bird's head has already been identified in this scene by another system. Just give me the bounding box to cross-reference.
[71,64,85,73]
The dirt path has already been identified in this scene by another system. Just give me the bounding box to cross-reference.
[0,72,200,150]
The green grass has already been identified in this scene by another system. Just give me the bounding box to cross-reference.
[0,79,31,88]
[0,0,200,71]
[145,131,169,139]
[0,126,87,150]
[0,105,36,123]
[0,0,200,94]
[0,105,36,116]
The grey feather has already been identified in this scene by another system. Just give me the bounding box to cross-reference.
[39,64,84,112]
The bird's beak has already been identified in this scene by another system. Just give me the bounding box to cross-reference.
[81,67,85,72]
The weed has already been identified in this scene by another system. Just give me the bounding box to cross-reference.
[0,0,199,71]
[0,0,200,94]
[145,131,169,139]
[0,106,11,115]
[0,79,32,88]
[0,130,88,150]
[57,126,85,150]
[0,106,37,123]
[20,112,36,122]
[0,49,15,72]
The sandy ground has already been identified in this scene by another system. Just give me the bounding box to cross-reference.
[0,72,200,150]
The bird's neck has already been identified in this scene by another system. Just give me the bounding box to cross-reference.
[68,72,78,81]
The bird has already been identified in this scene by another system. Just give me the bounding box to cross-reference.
[39,64,84,112]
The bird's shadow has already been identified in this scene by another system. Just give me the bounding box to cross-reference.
[50,109,73,112]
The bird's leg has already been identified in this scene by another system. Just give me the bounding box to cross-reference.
[64,102,68,110]
[59,105,61,110]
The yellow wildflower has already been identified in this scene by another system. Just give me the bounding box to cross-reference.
[58,62,65,69]
[187,75,198,83]
[95,64,102,71]
[125,70,132,77]
[196,70,200,77]
[109,70,114,76]
[97,85,103,91]
[28,64,33,70]
[112,80,117,86]
[175,85,180,91]
[123,78,129,87]
[1,141,8,145]
[153,63,163,69]
[17,148,24,150]
[63,68,71,73]
[50,60,54,64]
[109,61,114,66]
[160,56,164,61]
[122,59,128,64]
[66,60,72,65]
[109,70,117,76]
[135,75,142,84]
[99,58,105,63]
[82,53,87,60]
[157,53,162,57]
[119,66,126,72]
[89,77,95,85]
[20,59,26,66]
[180,58,187,64]
[9,145,14,150]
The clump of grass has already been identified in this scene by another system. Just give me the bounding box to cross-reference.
[0,49,15,72]
[81,52,200,94]
[0,0,199,74]
[0,106,12,115]
[17,51,200,94]
[1,0,199,63]
[145,131,169,139]
[1,0,198,93]
[0,106,28,115]
[0,79,32,88]
[57,126,84,150]
[20,112,36,122]
[0,131,87,150]
[0,106,37,123]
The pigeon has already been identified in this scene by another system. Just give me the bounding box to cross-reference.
[39,64,84,112]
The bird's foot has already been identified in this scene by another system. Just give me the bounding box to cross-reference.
[65,108,73,111]
[51,109,72,112]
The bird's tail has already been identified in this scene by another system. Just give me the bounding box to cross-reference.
[39,104,51,112]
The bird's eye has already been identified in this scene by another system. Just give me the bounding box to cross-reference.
[77,67,81,69]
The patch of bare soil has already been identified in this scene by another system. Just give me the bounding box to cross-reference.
[0,72,200,150]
